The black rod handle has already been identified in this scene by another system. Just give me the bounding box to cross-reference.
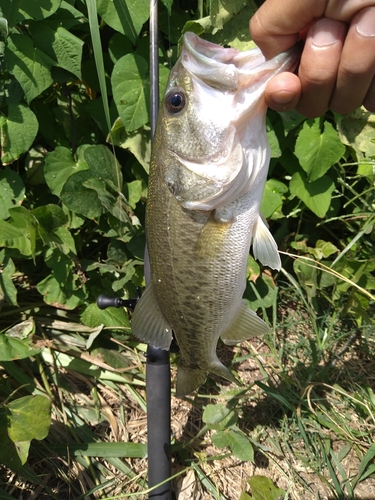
[97,295,138,311]
[146,345,172,499]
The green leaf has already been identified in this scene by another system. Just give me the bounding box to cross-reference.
[293,258,317,299]
[83,177,130,223]
[0,18,8,42]
[5,34,54,103]
[294,119,345,182]
[37,273,87,310]
[108,33,133,64]
[96,0,149,44]
[37,251,87,309]
[124,180,142,209]
[7,395,51,442]
[0,0,22,30]
[32,204,67,232]
[81,302,131,328]
[261,179,288,218]
[17,0,61,22]
[267,118,281,158]
[0,103,39,164]
[91,347,132,370]
[48,1,87,30]
[30,22,84,79]
[0,251,18,306]
[211,428,254,462]
[227,429,254,462]
[24,147,47,185]
[209,0,253,31]
[337,106,375,166]
[204,0,258,50]
[61,145,123,219]
[202,403,238,430]
[44,145,89,196]
[247,476,285,500]
[0,409,25,469]
[110,120,151,172]
[314,239,339,259]
[112,54,150,132]
[0,395,51,467]
[0,169,25,219]
[211,430,231,448]
[289,170,335,218]
[1,0,59,29]
[238,493,252,500]
[245,273,276,311]
[5,318,35,339]
[0,332,42,362]
[0,206,38,258]
[32,205,76,254]
[279,109,306,134]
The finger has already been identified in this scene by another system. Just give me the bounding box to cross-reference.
[364,77,375,112]
[325,0,375,21]
[250,0,326,58]
[330,7,375,114]
[264,73,301,112]
[296,18,347,117]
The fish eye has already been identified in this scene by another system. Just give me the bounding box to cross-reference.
[165,91,186,113]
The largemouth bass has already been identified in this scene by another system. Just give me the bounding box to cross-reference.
[132,33,299,397]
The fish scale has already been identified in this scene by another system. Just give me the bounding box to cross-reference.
[132,33,300,396]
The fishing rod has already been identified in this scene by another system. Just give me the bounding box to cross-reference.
[97,2,172,499]
[146,1,173,498]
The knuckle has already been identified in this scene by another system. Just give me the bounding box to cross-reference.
[339,60,372,80]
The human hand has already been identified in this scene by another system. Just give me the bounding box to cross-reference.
[250,1,375,117]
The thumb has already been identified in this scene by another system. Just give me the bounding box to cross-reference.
[250,0,326,58]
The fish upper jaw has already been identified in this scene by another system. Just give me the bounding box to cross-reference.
[181,31,300,92]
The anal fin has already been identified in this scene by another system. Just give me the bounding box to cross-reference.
[131,283,172,350]
[176,358,239,397]
[176,365,207,397]
[220,300,269,345]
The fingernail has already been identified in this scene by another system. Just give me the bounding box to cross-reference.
[271,91,294,105]
[310,18,342,47]
[356,8,375,37]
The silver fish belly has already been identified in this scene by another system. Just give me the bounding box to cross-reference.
[132,33,300,396]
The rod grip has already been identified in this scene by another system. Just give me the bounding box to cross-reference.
[146,345,172,499]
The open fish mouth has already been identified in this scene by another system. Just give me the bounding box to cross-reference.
[181,32,301,93]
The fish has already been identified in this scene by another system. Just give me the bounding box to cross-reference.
[132,32,300,397]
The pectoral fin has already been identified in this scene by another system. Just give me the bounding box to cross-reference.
[220,300,269,345]
[195,208,235,259]
[252,214,281,270]
[131,283,173,350]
